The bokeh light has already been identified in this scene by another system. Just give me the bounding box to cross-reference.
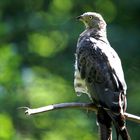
[0,0,140,139]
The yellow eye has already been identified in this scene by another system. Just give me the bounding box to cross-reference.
[89,16,93,19]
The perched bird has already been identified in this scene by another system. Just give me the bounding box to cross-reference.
[74,12,131,140]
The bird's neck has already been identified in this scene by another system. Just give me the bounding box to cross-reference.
[90,27,107,37]
[80,28,108,43]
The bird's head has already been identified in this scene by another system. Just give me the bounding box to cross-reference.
[77,12,106,30]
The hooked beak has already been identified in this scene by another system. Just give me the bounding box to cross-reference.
[76,15,83,20]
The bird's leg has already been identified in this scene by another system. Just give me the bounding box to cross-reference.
[97,108,112,140]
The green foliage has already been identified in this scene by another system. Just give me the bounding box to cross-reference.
[0,0,140,139]
[0,113,15,140]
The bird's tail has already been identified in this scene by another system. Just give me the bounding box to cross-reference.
[97,108,131,140]
[107,111,131,140]
[97,108,112,140]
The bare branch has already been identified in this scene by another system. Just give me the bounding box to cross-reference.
[124,112,140,124]
[22,102,140,124]
[24,102,97,115]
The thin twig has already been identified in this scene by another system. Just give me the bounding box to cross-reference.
[22,102,140,124]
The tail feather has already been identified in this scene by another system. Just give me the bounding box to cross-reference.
[114,122,131,140]
[98,123,112,140]
[120,128,131,140]
[107,111,131,140]
[114,123,131,140]
[97,108,131,140]
[97,108,112,140]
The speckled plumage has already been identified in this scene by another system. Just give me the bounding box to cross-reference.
[74,12,131,140]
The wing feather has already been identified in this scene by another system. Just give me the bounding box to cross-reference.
[74,54,88,96]
[90,37,127,94]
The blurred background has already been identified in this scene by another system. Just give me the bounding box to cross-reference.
[0,0,140,139]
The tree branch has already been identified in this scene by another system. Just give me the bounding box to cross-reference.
[20,102,140,124]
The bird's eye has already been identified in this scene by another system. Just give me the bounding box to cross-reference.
[89,16,93,19]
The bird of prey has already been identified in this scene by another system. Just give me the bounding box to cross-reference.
[74,12,131,140]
